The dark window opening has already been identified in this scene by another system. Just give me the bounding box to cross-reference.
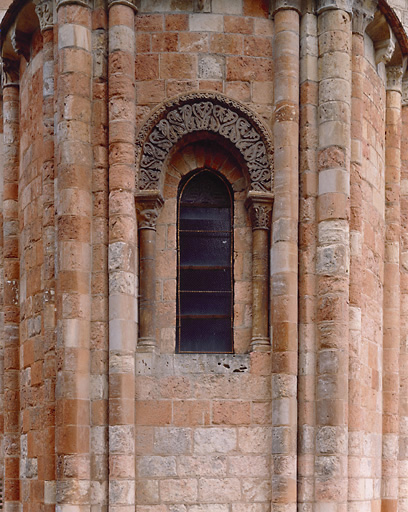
[177,169,233,353]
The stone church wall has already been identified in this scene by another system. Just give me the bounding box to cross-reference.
[1,1,408,511]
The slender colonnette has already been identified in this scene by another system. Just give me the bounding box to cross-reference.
[271,1,300,510]
[35,0,57,508]
[107,0,138,509]
[315,0,351,509]
[91,0,109,507]
[298,1,318,509]
[382,62,404,512]
[2,56,20,512]
[55,0,93,507]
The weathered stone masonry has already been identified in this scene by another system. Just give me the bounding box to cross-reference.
[1,0,408,511]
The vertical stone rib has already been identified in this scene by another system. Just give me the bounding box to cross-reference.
[2,77,20,512]
[348,12,367,510]
[298,4,318,510]
[400,87,408,512]
[107,1,137,509]
[91,0,109,509]
[34,3,57,505]
[382,64,403,512]
[271,3,300,510]
[55,1,93,508]
[315,4,351,508]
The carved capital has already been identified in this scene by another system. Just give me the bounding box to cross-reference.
[108,0,138,11]
[136,191,164,230]
[246,192,273,230]
[386,64,404,92]
[34,0,54,32]
[1,58,20,87]
[271,0,301,16]
[402,77,408,106]
[11,27,31,61]
[352,9,373,36]
[56,0,92,10]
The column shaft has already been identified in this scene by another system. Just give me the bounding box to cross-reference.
[271,6,300,511]
[108,2,137,510]
[3,81,20,512]
[40,18,57,508]
[298,7,318,510]
[91,1,109,509]
[55,2,93,507]
[382,70,402,512]
[315,6,351,509]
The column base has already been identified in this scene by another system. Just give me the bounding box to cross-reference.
[137,337,159,353]
[249,337,270,352]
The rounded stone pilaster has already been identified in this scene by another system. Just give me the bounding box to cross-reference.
[315,4,351,508]
[272,4,300,510]
[382,62,403,512]
[2,81,20,512]
[108,0,137,509]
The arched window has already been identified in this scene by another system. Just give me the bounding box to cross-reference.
[176,169,233,353]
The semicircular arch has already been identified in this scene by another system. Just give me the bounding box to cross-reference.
[135,92,274,194]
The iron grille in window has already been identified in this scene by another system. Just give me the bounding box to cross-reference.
[0,478,3,511]
[177,169,233,353]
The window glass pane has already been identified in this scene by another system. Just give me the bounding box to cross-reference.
[180,268,231,292]
[180,206,230,231]
[180,291,231,316]
[179,232,230,266]
[177,170,233,353]
[178,317,232,353]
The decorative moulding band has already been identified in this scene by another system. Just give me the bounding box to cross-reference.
[136,91,274,194]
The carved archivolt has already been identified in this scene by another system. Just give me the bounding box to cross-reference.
[136,92,274,193]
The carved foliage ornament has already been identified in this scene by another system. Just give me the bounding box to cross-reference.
[249,204,272,230]
[136,93,273,193]
[136,194,164,230]
[35,0,53,32]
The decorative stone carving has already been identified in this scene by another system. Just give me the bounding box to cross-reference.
[1,58,20,86]
[108,0,138,12]
[245,192,273,231]
[136,192,164,230]
[352,8,373,36]
[250,204,272,230]
[386,64,405,92]
[34,0,54,32]
[11,28,31,62]
[366,12,396,66]
[402,77,408,106]
[136,92,273,194]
